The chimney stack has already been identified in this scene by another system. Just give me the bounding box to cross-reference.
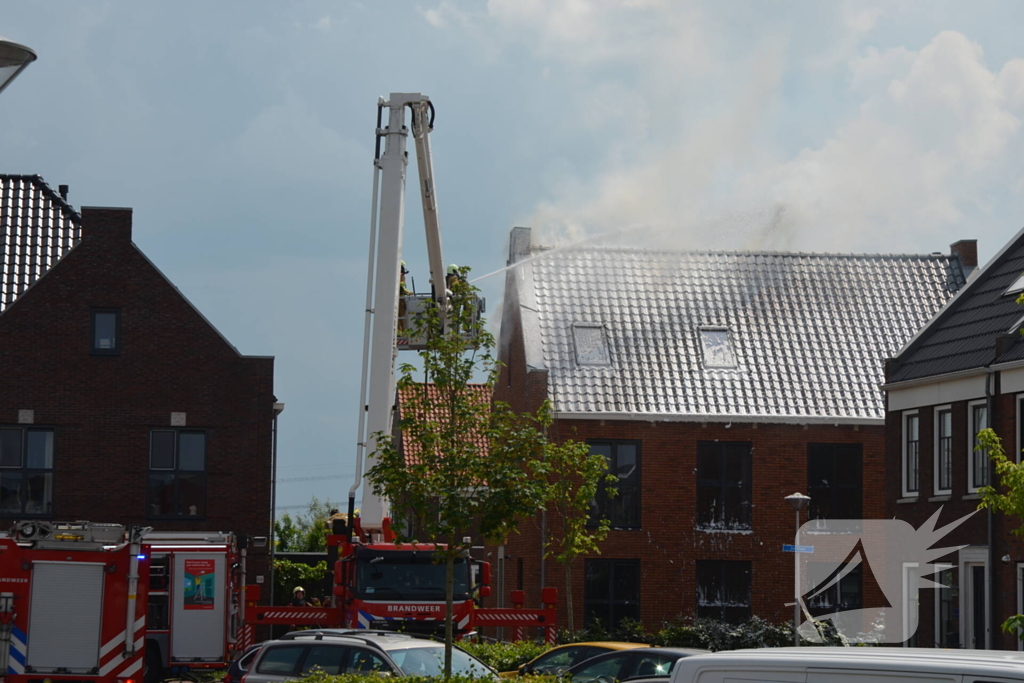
[80,206,133,242]
[950,239,978,279]
[58,184,68,201]
[509,226,532,265]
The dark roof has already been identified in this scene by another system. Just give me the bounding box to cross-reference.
[0,174,81,311]
[510,228,966,421]
[889,226,1024,382]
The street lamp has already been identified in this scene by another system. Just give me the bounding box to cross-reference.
[785,492,811,646]
[0,37,37,96]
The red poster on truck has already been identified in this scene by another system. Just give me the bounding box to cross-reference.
[184,558,216,610]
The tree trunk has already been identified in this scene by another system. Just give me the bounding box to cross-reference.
[444,541,455,679]
[565,560,574,633]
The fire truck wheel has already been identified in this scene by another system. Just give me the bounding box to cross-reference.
[144,645,165,683]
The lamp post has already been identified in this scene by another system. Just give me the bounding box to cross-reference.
[785,492,811,646]
[0,37,36,96]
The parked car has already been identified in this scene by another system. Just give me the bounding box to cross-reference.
[566,647,708,683]
[223,642,264,683]
[668,647,1024,683]
[243,629,497,682]
[500,642,650,677]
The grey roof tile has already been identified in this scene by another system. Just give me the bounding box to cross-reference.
[515,243,961,421]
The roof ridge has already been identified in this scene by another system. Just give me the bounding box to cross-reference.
[1,174,81,223]
[530,244,952,260]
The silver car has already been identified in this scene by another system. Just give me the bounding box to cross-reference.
[243,630,497,682]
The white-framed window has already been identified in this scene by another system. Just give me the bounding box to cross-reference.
[968,400,989,492]
[1017,395,1024,465]
[934,563,957,648]
[902,562,920,646]
[1017,562,1024,651]
[902,411,920,497]
[934,405,952,495]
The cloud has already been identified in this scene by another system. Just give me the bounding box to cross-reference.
[423,0,1024,255]
[312,16,333,31]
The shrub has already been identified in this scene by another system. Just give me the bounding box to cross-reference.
[458,640,549,672]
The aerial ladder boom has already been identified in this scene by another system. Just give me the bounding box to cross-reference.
[351,93,446,532]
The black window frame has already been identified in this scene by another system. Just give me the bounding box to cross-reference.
[587,440,641,530]
[90,308,121,355]
[807,443,862,523]
[696,560,751,623]
[806,561,862,617]
[147,428,208,520]
[584,558,640,633]
[696,441,752,530]
[0,426,55,518]
[903,412,919,494]
[970,402,989,490]
[936,407,953,493]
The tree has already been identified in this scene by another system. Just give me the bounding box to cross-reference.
[367,268,550,678]
[976,428,1024,640]
[542,420,617,632]
[274,496,339,552]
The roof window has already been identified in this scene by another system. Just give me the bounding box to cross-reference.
[700,327,736,369]
[1005,272,1024,297]
[572,324,610,366]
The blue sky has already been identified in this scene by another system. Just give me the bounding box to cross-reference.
[5,1,1024,513]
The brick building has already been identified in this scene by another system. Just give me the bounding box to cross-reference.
[491,226,972,633]
[0,175,277,586]
[885,232,1024,651]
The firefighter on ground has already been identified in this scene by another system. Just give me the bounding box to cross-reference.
[289,586,310,607]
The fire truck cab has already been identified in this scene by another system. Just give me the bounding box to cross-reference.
[0,521,148,683]
[142,531,245,680]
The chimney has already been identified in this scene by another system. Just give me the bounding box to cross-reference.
[80,206,132,242]
[951,239,978,279]
[508,226,532,265]
[58,184,68,201]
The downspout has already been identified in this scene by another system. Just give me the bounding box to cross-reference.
[985,368,996,649]
[271,403,285,603]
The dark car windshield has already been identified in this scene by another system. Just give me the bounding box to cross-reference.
[355,548,470,600]
[389,645,492,678]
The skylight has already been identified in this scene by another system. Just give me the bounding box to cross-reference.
[700,327,736,369]
[572,324,610,366]
[1005,272,1024,297]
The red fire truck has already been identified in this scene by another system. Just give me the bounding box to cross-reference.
[141,530,247,680]
[0,521,148,683]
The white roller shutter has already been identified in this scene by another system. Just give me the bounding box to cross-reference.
[27,562,105,672]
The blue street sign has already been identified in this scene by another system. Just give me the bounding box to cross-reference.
[782,544,814,553]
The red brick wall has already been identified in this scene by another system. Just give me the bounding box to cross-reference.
[491,274,885,632]
[885,391,1024,650]
[0,207,274,583]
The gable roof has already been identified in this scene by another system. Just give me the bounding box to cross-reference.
[396,384,490,464]
[0,174,81,311]
[888,225,1024,383]
[507,229,965,423]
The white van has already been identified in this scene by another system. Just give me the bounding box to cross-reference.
[669,647,1024,683]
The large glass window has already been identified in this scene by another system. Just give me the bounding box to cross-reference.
[696,560,751,623]
[696,441,751,530]
[588,441,640,529]
[936,565,959,648]
[147,429,206,518]
[584,559,639,632]
[903,413,919,495]
[808,443,862,522]
[806,562,862,617]
[969,402,989,491]
[0,427,54,516]
[935,408,952,493]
